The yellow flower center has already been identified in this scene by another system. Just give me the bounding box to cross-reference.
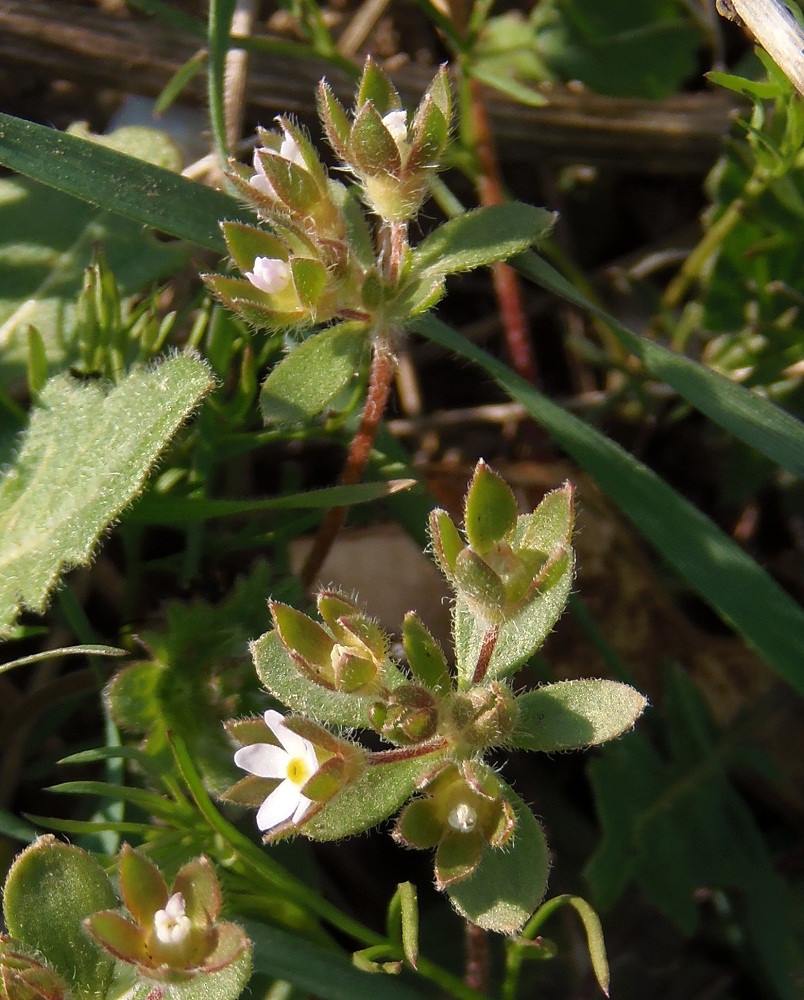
[286,756,312,786]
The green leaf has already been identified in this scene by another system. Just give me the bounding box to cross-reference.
[128,478,417,523]
[302,753,446,841]
[413,312,804,698]
[511,679,647,751]
[260,322,370,426]
[521,894,609,996]
[0,355,214,636]
[0,112,250,253]
[252,630,405,728]
[410,203,555,281]
[464,459,518,553]
[0,643,125,677]
[2,836,117,1000]
[447,782,549,933]
[532,0,700,99]
[387,882,419,969]
[245,921,433,1000]
[514,252,804,480]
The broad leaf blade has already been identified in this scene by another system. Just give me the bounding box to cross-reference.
[260,322,369,426]
[410,203,555,280]
[302,753,446,841]
[447,781,549,932]
[413,313,804,698]
[252,630,406,728]
[0,356,214,635]
[0,112,249,252]
[511,679,647,751]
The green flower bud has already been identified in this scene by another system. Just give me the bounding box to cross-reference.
[371,684,439,745]
[443,682,517,749]
[0,938,69,1000]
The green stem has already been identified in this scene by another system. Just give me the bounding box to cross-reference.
[661,163,771,312]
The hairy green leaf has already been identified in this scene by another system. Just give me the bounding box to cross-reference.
[260,322,369,426]
[410,203,555,280]
[0,355,214,635]
[511,679,648,751]
[3,836,117,1000]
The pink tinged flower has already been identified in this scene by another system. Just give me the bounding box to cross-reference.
[250,125,306,198]
[244,257,291,294]
[234,709,320,832]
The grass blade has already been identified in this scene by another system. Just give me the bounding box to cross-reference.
[0,112,249,252]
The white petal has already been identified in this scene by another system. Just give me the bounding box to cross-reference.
[382,110,408,145]
[234,743,289,779]
[250,172,278,200]
[265,711,309,758]
[279,128,306,168]
[164,892,186,919]
[292,793,313,824]
[244,257,291,295]
[256,779,302,831]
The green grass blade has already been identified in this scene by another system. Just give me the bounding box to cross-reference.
[514,252,804,478]
[128,478,417,523]
[208,0,237,166]
[412,313,804,697]
[0,113,249,252]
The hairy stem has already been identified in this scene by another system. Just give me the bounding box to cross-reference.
[369,737,449,764]
[472,623,499,685]
[300,335,396,589]
[464,920,489,993]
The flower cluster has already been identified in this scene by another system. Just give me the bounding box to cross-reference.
[204,59,452,334]
[225,460,647,931]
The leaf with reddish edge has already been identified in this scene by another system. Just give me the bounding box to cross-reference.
[84,911,149,964]
[119,844,167,926]
[173,856,222,925]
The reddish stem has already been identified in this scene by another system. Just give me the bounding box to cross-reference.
[369,737,449,765]
[300,336,396,589]
[471,623,499,685]
[464,920,489,993]
[466,76,539,387]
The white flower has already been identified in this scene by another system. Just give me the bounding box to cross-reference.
[244,256,291,294]
[234,709,320,832]
[250,124,306,199]
[447,802,478,833]
[153,893,192,945]
[382,110,408,154]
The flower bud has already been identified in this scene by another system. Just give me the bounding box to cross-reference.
[370,684,438,745]
[0,937,69,1000]
[443,682,517,749]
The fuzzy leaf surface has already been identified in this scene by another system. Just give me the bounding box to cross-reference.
[410,203,554,280]
[511,679,647,751]
[0,355,214,635]
[260,323,369,426]
[3,836,117,999]
[447,782,549,932]
[252,630,406,727]
[302,752,446,841]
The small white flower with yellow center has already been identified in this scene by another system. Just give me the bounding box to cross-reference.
[244,256,291,295]
[153,892,191,945]
[234,709,320,831]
